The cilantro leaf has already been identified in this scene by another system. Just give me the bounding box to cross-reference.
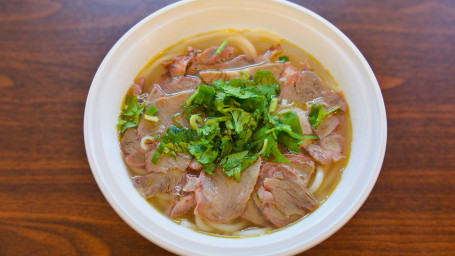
[118,95,145,133]
[253,70,279,86]
[186,84,215,106]
[220,151,257,181]
[278,56,289,62]
[308,104,341,129]
[214,82,256,99]
[146,105,158,115]
[256,84,279,100]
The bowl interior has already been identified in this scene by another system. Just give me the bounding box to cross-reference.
[84,1,386,255]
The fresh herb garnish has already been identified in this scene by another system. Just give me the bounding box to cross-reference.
[152,71,315,181]
[146,105,158,115]
[117,94,145,133]
[308,104,341,129]
[216,40,229,55]
[278,56,289,62]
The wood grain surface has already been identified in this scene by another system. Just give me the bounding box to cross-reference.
[0,0,454,255]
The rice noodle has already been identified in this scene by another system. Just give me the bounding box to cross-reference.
[195,215,214,232]
[226,36,258,59]
[204,219,247,232]
[140,135,155,151]
[184,31,240,46]
[234,227,270,237]
[279,99,295,108]
[242,31,281,45]
[180,219,196,229]
[309,166,324,193]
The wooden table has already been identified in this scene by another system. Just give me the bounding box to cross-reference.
[0,0,453,255]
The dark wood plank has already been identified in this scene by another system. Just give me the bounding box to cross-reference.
[0,0,453,255]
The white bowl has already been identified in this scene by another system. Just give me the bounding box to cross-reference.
[84,0,387,255]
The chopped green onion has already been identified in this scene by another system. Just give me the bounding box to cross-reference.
[146,105,158,115]
[278,56,289,62]
[258,139,268,155]
[205,116,232,125]
[185,89,199,106]
[190,115,204,129]
[172,115,184,129]
[239,71,251,81]
[216,40,229,55]
[144,115,159,122]
[302,135,318,140]
[269,97,278,113]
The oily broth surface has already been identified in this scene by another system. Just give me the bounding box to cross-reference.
[125,30,351,237]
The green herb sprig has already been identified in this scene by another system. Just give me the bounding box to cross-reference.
[152,71,318,181]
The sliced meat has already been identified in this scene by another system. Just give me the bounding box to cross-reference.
[279,70,329,105]
[195,158,262,223]
[188,158,202,171]
[301,59,313,70]
[131,77,146,95]
[146,84,166,103]
[163,47,196,77]
[125,151,145,167]
[311,91,347,112]
[199,63,284,85]
[162,114,191,130]
[282,154,315,185]
[255,44,283,64]
[132,170,186,198]
[138,90,195,138]
[306,132,345,165]
[194,46,235,65]
[120,128,140,156]
[257,161,318,227]
[315,114,342,138]
[186,55,254,75]
[242,197,273,227]
[145,146,191,173]
[165,175,199,218]
[160,76,200,94]
[306,108,346,164]
[280,61,299,79]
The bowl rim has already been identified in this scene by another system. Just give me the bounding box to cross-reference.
[84,0,387,255]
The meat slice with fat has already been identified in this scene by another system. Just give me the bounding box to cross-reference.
[279,69,329,105]
[146,84,166,103]
[138,90,195,138]
[194,46,235,65]
[249,155,318,227]
[162,47,197,77]
[242,197,273,227]
[165,175,199,218]
[254,154,318,228]
[159,76,200,94]
[120,128,140,156]
[132,170,186,198]
[306,132,345,165]
[186,55,254,75]
[254,44,282,64]
[144,147,191,174]
[195,158,262,223]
